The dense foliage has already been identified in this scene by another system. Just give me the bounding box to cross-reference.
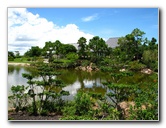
[8,28,158,120]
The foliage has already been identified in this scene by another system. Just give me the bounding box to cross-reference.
[117,28,145,62]
[102,71,158,120]
[33,62,70,114]
[104,83,137,108]
[8,85,29,112]
[61,44,77,55]
[8,51,15,61]
[24,46,42,57]
[100,66,114,72]
[88,36,109,65]
[61,101,76,117]
[127,82,158,120]
[8,28,158,120]
[89,36,108,57]
[14,51,20,58]
[143,49,158,71]
[80,60,90,67]
[66,52,79,61]
[9,71,158,120]
[22,73,38,115]
[74,91,92,116]
[77,37,88,59]
[128,61,146,71]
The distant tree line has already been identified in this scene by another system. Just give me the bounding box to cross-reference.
[8,28,158,71]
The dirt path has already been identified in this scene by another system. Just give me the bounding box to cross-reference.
[8,111,62,120]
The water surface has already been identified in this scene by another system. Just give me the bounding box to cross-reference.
[8,65,157,102]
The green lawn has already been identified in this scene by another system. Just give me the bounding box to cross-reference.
[8,57,32,63]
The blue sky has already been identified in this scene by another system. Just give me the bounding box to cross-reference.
[27,8,158,40]
[8,8,158,54]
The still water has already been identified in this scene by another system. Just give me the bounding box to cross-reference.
[8,65,156,102]
[8,65,110,100]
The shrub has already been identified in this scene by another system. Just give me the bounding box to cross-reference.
[66,53,79,61]
[128,61,146,71]
[8,85,30,112]
[74,91,92,116]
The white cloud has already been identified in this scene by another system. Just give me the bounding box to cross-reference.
[8,8,94,55]
[81,13,98,22]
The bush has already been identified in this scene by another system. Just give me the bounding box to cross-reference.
[75,91,92,115]
[66,53,79,61]
[8,56,15,61]
[40,109,49,116]
[149,61,158,72]
[128,61,146,71]
[81,60,90,67]
[62,102,76,116]
[100,66,114,72]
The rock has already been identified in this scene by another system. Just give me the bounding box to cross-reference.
[118,101,135,110]
[75,63,99,72]
[119,68,126,72]
[8,108,16,112]
[81,66,86,71]
[141,68,153,74]
[118,101,148,119]
[86,66,92,72]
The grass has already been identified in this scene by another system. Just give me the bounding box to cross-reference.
[8,57,32,63]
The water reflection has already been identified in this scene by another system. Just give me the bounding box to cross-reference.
[8,66,29,94]
[8,66,108,99]
[8,65,155,101]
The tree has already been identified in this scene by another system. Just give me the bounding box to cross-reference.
[61,44,77,56]
[8,85,29,112]
[131,28,145,60]
[34,62,70,114]
[77,37,87,59]
[8,51,15,61]
[117,28,145,61]
[89,36,108,61]
[24,46,42,57]
[148,37,158,50]
[54,40,62,59]
[22,73,38,115]
[11,61,70,115]
[42,41,56,62]
[15,51,20,58]
[142,37,158,71]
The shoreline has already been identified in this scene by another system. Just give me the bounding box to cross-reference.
[8,62,30,66]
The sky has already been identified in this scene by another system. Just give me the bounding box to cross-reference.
[8,8,159,55]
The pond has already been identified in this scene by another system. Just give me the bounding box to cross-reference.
[8,65,109,99]
[8,65,158,107]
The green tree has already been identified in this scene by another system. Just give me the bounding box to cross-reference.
[8,51,15,61]
[142,37,158,71]
[143,50,157,70]
[61,44,77,56]
[24,46,42,57]
[15,51,20,58]
[22,73,38,115]
[54,40,62,59]
[117,28,145,61]
[77,37,87,59]
[148,37,158,50]
[42,41,56,62]
[89,36,108,63]
[34,62,69,114]
[131,28,145,60]
[8,85,29,112]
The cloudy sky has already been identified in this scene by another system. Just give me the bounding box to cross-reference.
[8,8,158,55]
